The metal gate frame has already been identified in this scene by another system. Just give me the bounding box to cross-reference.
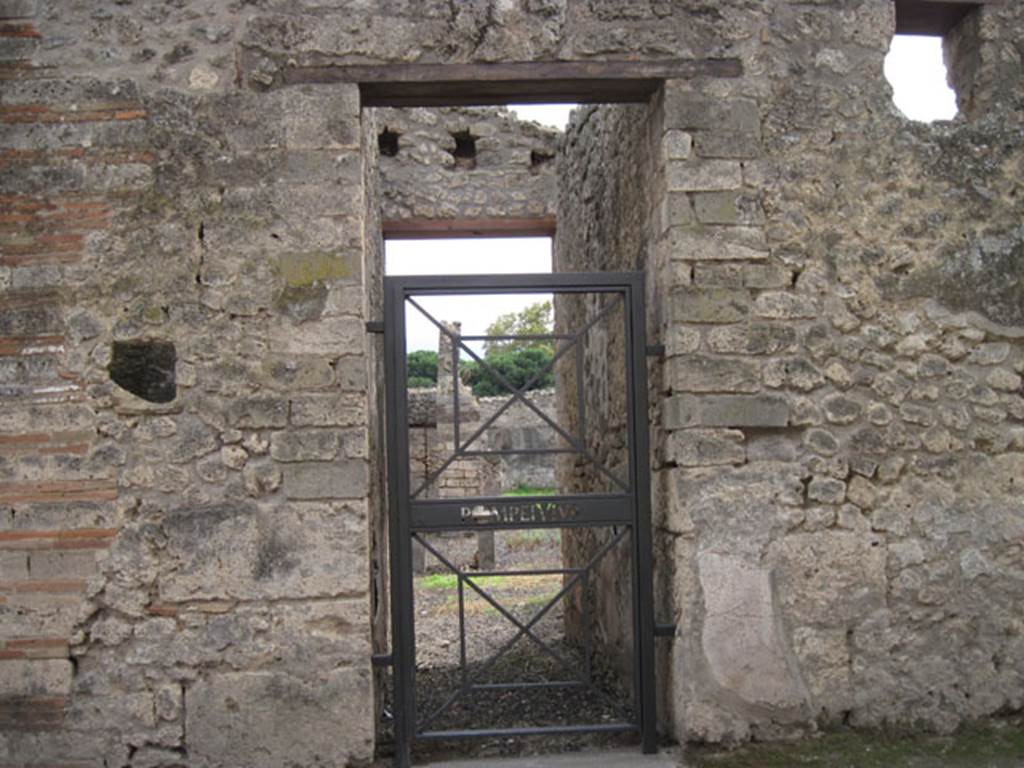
[383,272,656,767]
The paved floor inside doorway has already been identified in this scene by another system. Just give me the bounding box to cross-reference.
[421,749,682,767]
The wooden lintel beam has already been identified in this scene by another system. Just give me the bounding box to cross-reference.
[895,0,1002,36]
[281,59,743,106]
[382,217,556,240]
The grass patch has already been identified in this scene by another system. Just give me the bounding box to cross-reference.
[688,718,1024,768]
[506,528,560,552]
[502,485,557,496]
[418,573,508,591]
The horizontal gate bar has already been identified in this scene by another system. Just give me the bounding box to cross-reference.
[410,494,633,531]
[469,680,587,692]
[417,723,638,741]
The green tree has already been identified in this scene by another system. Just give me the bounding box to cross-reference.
[483,300,553,356]
[406,349,438,388]
[461,346,554,397]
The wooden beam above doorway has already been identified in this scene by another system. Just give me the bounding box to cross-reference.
[382,216,556,240]
[281,59,743,107]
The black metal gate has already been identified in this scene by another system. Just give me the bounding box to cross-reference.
[383,272,656,766]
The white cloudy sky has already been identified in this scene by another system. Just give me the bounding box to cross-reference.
[389,36,956,351]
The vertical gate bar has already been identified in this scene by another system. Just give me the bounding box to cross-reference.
[582,569,592,685]
[452,326,460,452]
[385,280,416,768]
[575,329,586,444]
[627,276,658,752]
[458,574,467,692]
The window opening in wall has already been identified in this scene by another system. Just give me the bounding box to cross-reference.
[510,103,577,132]
[449,130,478,169]
[379,127,400,157]
[884,35,958,122]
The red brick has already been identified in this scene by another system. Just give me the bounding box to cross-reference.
[0,579,86,594]
[0,479,117,504]
[0,23,39,37]
[0,528,118,551]
[0,337,64,355]
[3,638,67,659]
[0,695,67,729]
[0,103,146,125]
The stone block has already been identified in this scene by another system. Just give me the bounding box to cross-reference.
[768,532,886,627]
[671,462,804,556]
[667,160,743,192]
[671,287,750,324]
[698,552,810,710]
[667,429,745,467]
[707,323,798,355]
[268,316,364,357]
[282,85,360,149]
[282,460,368,500]
[692,191,765,225]
[27,550,97,580]
[227,396,288,429]
[0,1,37,19]
[807,476,846,505]
[742,264,792,289]
[660,192,697,229]
[693,262,743,287]
[968,343,1010,366]
[0,551,28,580]
[671,354,761,393]
[186,668,373,768]
[665,226,768,261]
[663,129,693,159]
[664,89,761,134]
[754,292,819,319]
[159,502,367,602]
[290,393,366,427]
[693,130,762,159]
[270,429,341,462]
[822,393,864,425]
[0,659,71,696]
[663,394,790,429]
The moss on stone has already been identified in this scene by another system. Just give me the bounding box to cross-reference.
[276,250,355,288]
[689,718,1024,768]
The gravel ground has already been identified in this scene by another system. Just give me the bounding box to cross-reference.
[379,528,642,763]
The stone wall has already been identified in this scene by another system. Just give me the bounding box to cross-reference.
[0,0,1022,764]
[555,100,665,687]
[375,106,558,224]
[557,0,1024,747]
[0,4,377,764]
[407,388,557,494]
[478,389,558,491]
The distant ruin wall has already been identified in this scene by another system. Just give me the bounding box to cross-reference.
[374,106,559,224]
[408,388,557,494]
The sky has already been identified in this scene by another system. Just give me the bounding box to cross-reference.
[388,36,956,352]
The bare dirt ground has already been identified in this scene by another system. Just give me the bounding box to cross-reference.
[378,528,642,763]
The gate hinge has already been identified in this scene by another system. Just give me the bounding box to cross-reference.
[654,623,676,638]
[372,653,393,667]
[366,320,384,334]
[646,344,665,358]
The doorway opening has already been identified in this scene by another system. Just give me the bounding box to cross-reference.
[366,92,665,767]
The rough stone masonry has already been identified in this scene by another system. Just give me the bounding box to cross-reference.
[0,1,1022,767]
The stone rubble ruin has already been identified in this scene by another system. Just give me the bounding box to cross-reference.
[0,1,1022,766]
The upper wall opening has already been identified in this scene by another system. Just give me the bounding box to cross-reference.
[891,0,999,119]
[884,35,958,122]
